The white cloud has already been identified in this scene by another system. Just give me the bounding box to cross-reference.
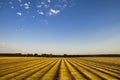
[14,0,74,17]
[37,10,44,15]
[24,3,29,9]
[48,9,60,15]
[17,12,22,16]
[18,0,22,3]
[50,9,60,14]
[48,0,51,3]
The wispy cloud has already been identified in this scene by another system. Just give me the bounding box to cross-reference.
[40,19,48,24]
[16,27,24,32]
[43,20,48,24]
[36,4,42,8]
[9,1,13,5]
[11,6,14,9]
[37,10,44,15]
[32,16,35,18]
[44,4,49,9]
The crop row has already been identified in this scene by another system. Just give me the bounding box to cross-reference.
[0,57,120,80]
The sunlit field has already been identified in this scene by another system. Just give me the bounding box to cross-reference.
[0,57,120,80]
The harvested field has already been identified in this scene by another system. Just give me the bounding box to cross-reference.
[0,57,120,80]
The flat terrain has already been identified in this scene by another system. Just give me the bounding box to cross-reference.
[0,57,120,80]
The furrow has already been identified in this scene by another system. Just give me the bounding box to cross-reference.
[79,59,120,74]
[40,59,61,80]
[59,59,72,80]
[67,59,102,80]
[64,59,87,80]
[0,59,49,76]
[71,60,119,80]
[26,59,59,80]
[0,59,51,80]
[9,60,57,80]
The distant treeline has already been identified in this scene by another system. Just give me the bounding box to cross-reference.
[0,53,120,57]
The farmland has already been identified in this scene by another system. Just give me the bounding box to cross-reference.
[0,57,120,80]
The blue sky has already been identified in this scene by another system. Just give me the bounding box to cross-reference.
[0,0,120,54]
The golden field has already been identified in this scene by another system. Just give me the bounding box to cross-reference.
[0,57,120,80]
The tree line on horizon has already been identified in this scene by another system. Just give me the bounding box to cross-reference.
[0,53,120,57]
